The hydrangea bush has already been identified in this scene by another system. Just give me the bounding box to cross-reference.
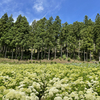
[0,63,100,100]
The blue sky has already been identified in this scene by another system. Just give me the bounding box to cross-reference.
[0,0,100,25]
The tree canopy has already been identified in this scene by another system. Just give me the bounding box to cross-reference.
[0,13,100,61]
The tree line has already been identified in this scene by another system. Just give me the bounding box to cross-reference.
[0,13,100,61]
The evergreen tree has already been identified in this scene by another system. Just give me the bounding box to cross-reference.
[0,13,9,58]
[94,13,100,61]
[53,16,61,59]
[29,20,37,60]
[45,16,54,60]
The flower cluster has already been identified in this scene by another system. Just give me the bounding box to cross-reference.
[0,63,100,100]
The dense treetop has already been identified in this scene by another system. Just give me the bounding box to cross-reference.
[0,13,100,61]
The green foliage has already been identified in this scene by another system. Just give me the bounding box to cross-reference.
[59,57,62,61]
[36,61,38,63]
[17,56,21,61]
[67,57,71,62]
[62,54,66,60]
[0,12,99,61]
[51,61,53,64]
[51,57,54,60]
[54,61,57,64]
[33,61,35,63]
[77,56,80,61]
[40,60,41,63]
[29,61,31,63]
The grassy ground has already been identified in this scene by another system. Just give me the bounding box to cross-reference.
[0,57,96,64]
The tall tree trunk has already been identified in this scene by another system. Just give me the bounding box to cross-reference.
[31,46,33,60]
[78,39,80,58]
[12,49,13,59]
[34,48,35,54]
[54,46,56,59]
[15,47,17,59]
[4,46,7,58]
[74,49,75,59]
[61,46,62,58]
[84,50,85,61]
[44,47,46,59]
[67,47,68,58]
[90,51,91,61]
[94,43,95,51]
[21,47,23,60]
[41,47,43,59]
[99,51,100,62]
[48,48,50,60]
[4,46,5,58]
[86,51,88,61]
[37,49,40,60]
[18,47,21,57]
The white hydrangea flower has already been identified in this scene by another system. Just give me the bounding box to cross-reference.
[79,91,83,95]
[49,87,59,93]
[63,96,69,100]
[54,96,62,100]
[96,96,100,100]
[79,95,84,99]
[49,91,53,97]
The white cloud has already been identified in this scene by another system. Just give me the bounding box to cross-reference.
[30,18,40,25]
[33,0,44,12]
[13,17,17,23]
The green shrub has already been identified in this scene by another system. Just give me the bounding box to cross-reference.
[17,56,21,61]
[0,53,3,57]
[36,61,38,63]
[67,57,71,62]
[33,61,35,63]
[29,61,31,63]
[41,57,44,60]
[77,56,80,61]
[96,85,100,95]
[51,61,53,64]
[8,56,11,59]
[51,57,54,60]
[87,59,90,62]
[62,54,66,60]
[54,62,57,64]
[59,57,62,61]
[32,57,36,60]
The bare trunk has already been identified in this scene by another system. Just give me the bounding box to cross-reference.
[0,47,1,53]
[84,50,85,61]
[31,47,33,60]
[34,49,35,54]
[41,47,43,59]
[37,49,40,60]
[4,46,7,58]
[48,48,50,60]
[94,43,95,51]
[67,47,68,58]
[78,39,80,58]
[44,47,46,59]
[18,47,21,57]
[54,46,56,59]
[90,51,91,61]
[61,46,62,58]
[12,49,13,59]
[21,47,23,60]
[99,51,100,62]
[74,49,75,59]
[15,47,17,59]
[86,52,88,61]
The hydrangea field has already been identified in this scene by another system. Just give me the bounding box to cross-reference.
[0,63,100,100]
